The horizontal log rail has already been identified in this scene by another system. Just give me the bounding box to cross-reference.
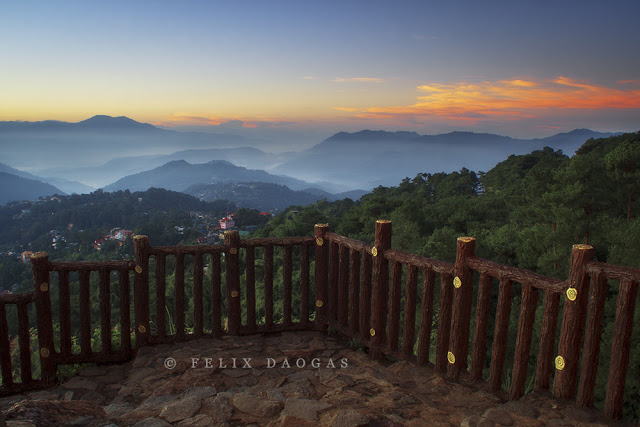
[0,292,35,304]
[0,222,637,421]
[384,249,454,276]
[586,261,640,282]
[240,236,315,247]
[148,245,227,256]
[48,260,135,271]
[466,256,565,292]
[324,232,372,253]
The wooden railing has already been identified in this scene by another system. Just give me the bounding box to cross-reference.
[0,221,638,420]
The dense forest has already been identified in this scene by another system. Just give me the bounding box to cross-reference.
[1,132,639,419]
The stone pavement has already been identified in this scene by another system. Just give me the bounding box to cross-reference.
[0,331,620,426]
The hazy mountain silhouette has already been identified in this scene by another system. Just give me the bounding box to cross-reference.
[0,115,262,172]
[1,115,624,193]
[74,115,161,132]
[0,162,94,195]
[102,160,315,193]
[0,172,65,205]
[271,129,620,189]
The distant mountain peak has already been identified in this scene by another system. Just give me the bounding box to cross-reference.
[75,115,159,131]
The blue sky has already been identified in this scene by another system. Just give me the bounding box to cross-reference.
[2,0,639,139]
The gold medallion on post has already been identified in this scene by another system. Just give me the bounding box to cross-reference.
[555,355,565,370]
[447,351,456,364]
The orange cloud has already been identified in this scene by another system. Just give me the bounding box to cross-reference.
[335,77,640,125]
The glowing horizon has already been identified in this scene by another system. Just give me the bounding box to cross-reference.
[1,1,639,139]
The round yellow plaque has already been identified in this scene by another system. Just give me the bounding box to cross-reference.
[566,288,577,301]
[135,266,143,274]
[40,282,49,292]
[316,300,323,308]
[138,325,147,334]
[555,355,565,370]
[453,277,462,289]
[40,348,50,358]
[448,351,456,364]
[370,328,376,337]
[371,247,378,257]
[231,290,239,298]
[316,238,324,246]
[230,248,238,255]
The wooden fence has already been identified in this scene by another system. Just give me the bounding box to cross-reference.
[0,221,638,419]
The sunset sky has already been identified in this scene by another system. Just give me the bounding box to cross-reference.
[2,0,639,139]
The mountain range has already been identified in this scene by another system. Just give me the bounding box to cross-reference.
[270,128,620,188]
[0,115,625,207]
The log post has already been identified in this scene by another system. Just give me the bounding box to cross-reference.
[370,219,392,361]
[470,273,492,381]
[283,245,293,327]
[155,254,167,338]
[300,244,310,325]
[435,273,454,374]
[388,261,402,353]
[448,237,476,380]
[510,283,538,400]
[314,224,329,331]
[604,278,638,419]
[79,270,92,356]
[338,245,349,327]
[402,264,418,359]
[99,269,112,354]
[417,268,436,365]
[264,246,274,327]
[553,244,594,400]
[224,230,241,335]
[328,242,339,323]
[31,252,55,385]
[175,253,185,339]
[133,235,150,348]
[488,278,512,391]
[58,270,71,357]
[118,269,132,357]
[535,290,560,391]
[359,251,373,342]
[245,247,257,332]
[348,248,361,335]
[210,252,222,336]
[0,302,13,387]
[577,270,607,407]
[193,252,204,336]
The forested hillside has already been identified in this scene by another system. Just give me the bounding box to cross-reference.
[259,132,640,275]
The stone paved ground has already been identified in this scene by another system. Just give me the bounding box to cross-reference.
[0,331,622,426]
